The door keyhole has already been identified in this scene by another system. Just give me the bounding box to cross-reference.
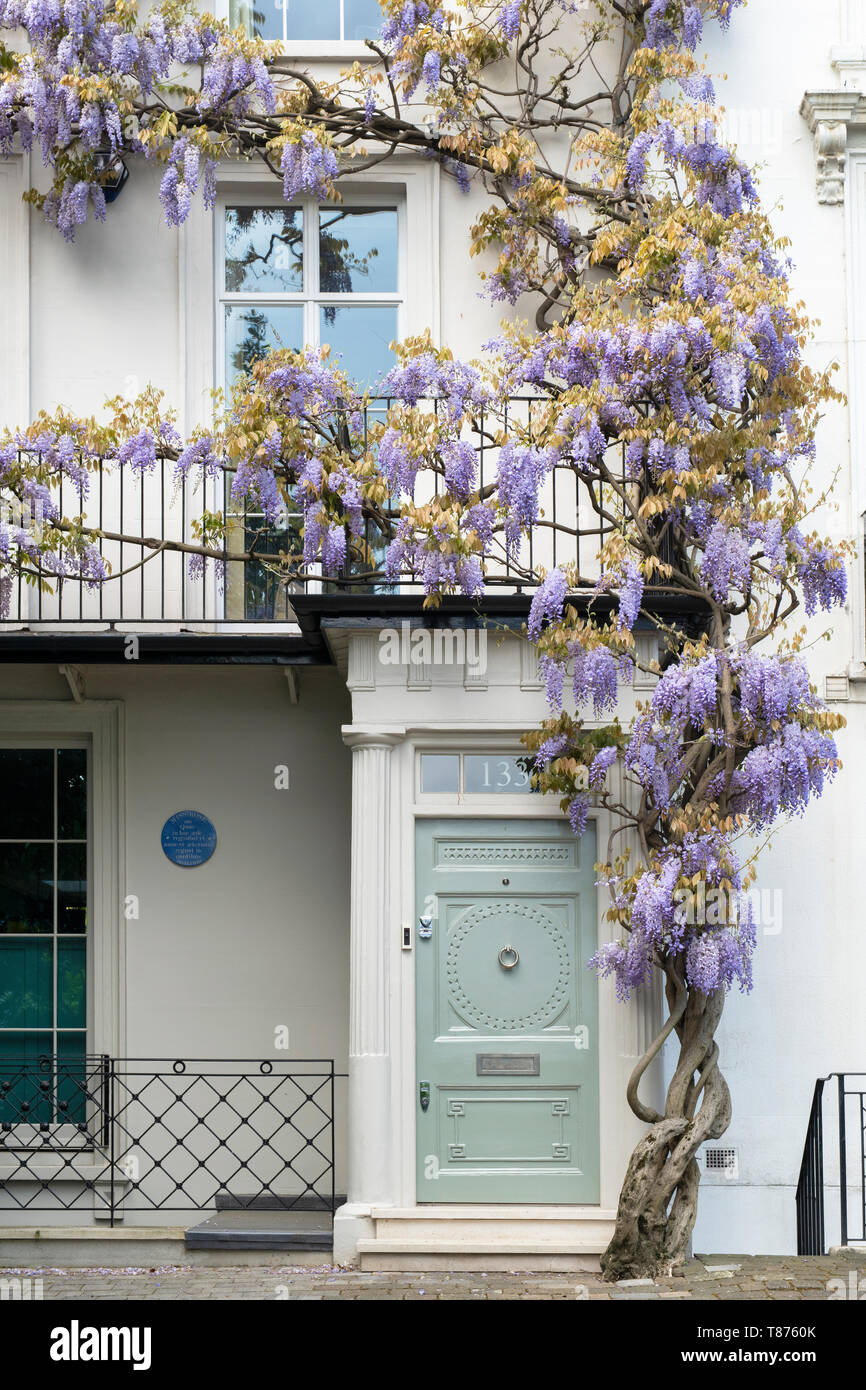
[502,878,509,885]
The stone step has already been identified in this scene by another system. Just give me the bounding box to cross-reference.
[358,1239,607,1255]
[215,1192,344,1212]
[185,1210,333,1253]
[357,1240,604,1273]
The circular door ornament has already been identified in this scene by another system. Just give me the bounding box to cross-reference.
[445,900,571,1031]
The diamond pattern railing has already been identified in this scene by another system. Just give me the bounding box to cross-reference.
[0,1056,342,1224]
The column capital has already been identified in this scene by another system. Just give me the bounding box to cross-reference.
[341,725,405,751]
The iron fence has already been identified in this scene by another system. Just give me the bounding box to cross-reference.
[0,1055,343,1225]
[796,1073,866,1254]
[3,398,634,626]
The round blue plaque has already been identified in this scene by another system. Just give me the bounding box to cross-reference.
[161,810,217,868]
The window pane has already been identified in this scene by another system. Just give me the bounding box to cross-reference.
[225,304,304,385]
[319,208,398,293]
[56,1033,88,1126]
[319,305,397,391]
[0,1032,54,1125]
[0,750,53,839]
[0,939,53,1027]
[241,518,302,620]
[58,748,87,840]
[231,0,340,40]
[0,844,53,933]
[58,843,87,934]
[464,755,535,794]
[287,0,340,40]
[224,206,303,293]
[420,755,460,794]
[344,0,382,39]
[58,938,86,1029]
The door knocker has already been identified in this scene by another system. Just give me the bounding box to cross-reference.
[498,945,519,970]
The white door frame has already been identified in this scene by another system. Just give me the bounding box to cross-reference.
[341,720,662,1220]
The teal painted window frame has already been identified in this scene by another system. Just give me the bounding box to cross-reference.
[0,743,89,1127]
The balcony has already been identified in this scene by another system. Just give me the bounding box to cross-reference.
[0,399,708,661]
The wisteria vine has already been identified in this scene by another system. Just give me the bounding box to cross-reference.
[0,0,849,1275]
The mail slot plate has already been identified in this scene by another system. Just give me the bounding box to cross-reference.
[476,1053,540,1076]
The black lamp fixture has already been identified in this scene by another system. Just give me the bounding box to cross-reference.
[93,146,129,204]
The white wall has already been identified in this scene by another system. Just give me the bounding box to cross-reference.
[0,663,352,1203]
[683,0,863,1255]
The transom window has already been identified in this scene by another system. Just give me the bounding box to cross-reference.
[420,754,539,796]
[0,746,88,1126]
[229,0,382,43]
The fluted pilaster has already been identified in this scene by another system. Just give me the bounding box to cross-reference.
[344,731,402,1205]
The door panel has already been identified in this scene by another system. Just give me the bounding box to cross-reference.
[416,818,599,1203]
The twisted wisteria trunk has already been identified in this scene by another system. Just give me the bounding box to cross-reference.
[600,971,731,1281]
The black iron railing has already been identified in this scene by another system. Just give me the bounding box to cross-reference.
[0,1056,343,1225]
[796,1078,826,1255]
[2,398,633,626]
[796,1073,866,1254]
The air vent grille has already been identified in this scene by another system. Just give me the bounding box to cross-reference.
[704,1147,738,1173]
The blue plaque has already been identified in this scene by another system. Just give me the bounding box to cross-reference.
[161,810,217,868]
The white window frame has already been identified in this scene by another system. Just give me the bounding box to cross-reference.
[178,159,438,623]
[217,0,380,60]
[180,158,438,435]
[217,192,406,395]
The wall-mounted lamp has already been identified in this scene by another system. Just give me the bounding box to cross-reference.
[94,148,129,204]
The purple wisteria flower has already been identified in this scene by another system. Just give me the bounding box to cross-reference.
[528,567,568,640]
[617,560,644,630]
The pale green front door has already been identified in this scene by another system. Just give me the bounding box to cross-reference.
[415,818,599,1203]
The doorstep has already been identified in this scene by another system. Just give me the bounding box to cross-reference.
[355,1205,617,1272]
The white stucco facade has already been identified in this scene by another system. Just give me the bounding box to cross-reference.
[0,0,864,1266]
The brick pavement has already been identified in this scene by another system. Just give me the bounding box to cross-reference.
[1,1252,865,1300]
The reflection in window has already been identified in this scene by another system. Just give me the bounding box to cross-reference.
[230,0,380,42]
[224,304,304,384]
[225,206,303,293]
[319,208,398,293]
[320,305,398,391]
[224,513,304,621]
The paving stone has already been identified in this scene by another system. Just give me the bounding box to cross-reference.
[2,1254,863,1301]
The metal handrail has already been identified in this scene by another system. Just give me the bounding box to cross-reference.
[796,1073,866,1254]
